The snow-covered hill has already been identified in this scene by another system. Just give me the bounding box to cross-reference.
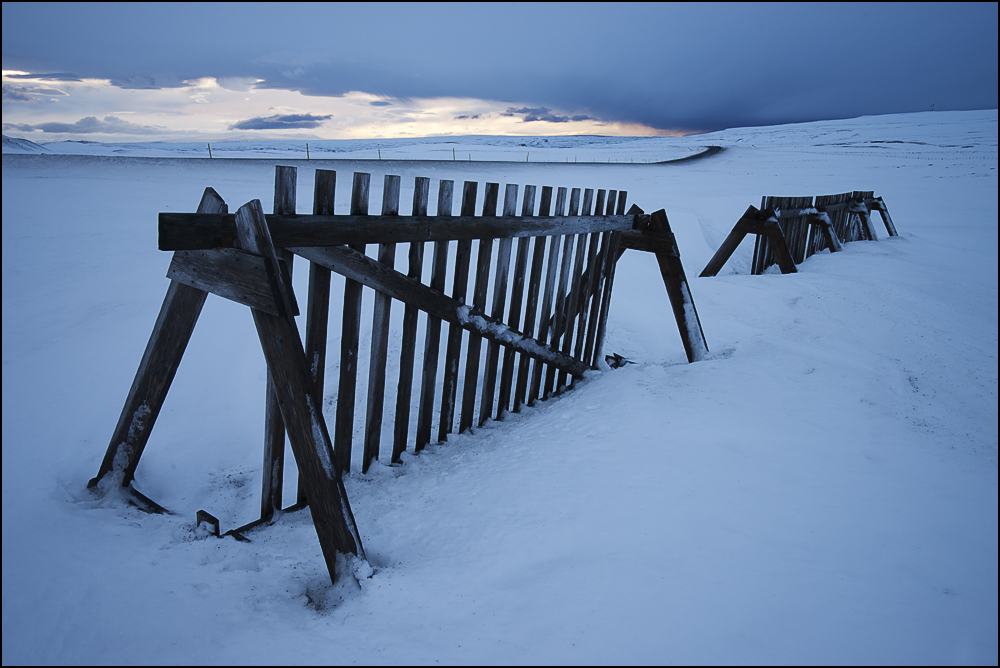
[2,110,997,664]
[1,134,50,153]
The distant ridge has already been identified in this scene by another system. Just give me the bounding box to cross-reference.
[2,135,51,154]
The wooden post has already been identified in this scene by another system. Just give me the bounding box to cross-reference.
[89,187,227,490]
[334,173,370,472]
[261,165,296,519]
[362,175,400,473]
[234,198,365,585]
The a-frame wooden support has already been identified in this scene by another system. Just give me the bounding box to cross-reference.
[618,205,709,363]
[699,205,802,277]
[90,189,364,585]
[700,194,898,278]
[868,196,899,237]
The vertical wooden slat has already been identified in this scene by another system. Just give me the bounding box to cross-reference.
[299,169,336,505]
[573,189,596,334]
[393,176,430,461]
[362,175,400,473]
[89,187,227,490]
[416,180,453,450]
[594,193,624,367]
[479,184,518,426]
[523,186,553,408]
[530,186,563,404]
[584,231,612,367]
[500,185,535,417]
[439,181,477,442]
[575,231,601,366]
[544,187,572,399]
[461,183,499,433]
[616,191,628,216]
[333,172,370,472]
[557,188,587,391]
[261,165,296,519]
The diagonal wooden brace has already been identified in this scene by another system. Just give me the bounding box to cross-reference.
[291,244,591,378]
[234,199,365,583]
[90,188,228,491]
[639,209,709,362]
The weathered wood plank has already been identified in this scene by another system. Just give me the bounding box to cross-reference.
[261,165,296,518]
[362,175,400,473]
[300,168,336,505]
[235,198,365,586]
[393,176,430,461]
[334,172,370,472]
[479,184,517,426]
[90,187,227,490]
[500,185,535,417]
[461,183,499,433]
[166,248,278,315]
[416,180,453,450]
[291,244,589,378]
[159,213,635,250]
[439,182,477,442]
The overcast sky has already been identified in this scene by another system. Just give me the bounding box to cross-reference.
[3,2,997,142]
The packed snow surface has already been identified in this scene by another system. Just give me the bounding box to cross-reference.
[2,111,997,664]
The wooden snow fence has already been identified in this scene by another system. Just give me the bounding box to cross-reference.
[700,191,898,276]
[88,165,708,586]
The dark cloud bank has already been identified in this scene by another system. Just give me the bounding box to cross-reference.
[3,3,996,134]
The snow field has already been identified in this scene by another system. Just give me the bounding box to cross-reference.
[2,110,996,664]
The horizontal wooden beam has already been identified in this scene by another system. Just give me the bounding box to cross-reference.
[290,244,591,378]
[160,213,639,251]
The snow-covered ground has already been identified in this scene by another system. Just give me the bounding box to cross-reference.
[2,110,997,664]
